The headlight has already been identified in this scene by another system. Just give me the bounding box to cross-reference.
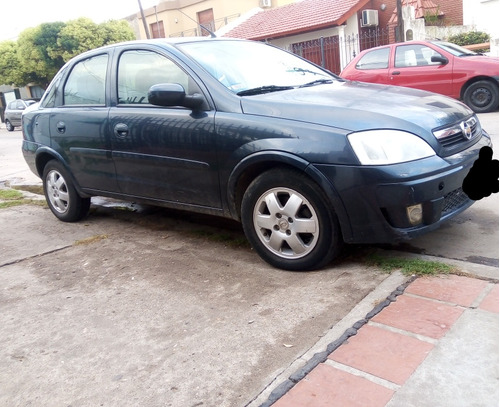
[348,130,435,165]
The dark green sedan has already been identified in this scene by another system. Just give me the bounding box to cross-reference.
[22,38,491,270]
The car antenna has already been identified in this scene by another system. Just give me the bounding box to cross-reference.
[177,9,217,38]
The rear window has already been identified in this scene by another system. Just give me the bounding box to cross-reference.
[63,54,108,105]
[355,48,390,70]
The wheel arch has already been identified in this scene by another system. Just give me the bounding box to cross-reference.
[227,151,353,242]
[35,148,90,198]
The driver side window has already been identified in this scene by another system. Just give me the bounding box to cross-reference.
[117,50,197,105]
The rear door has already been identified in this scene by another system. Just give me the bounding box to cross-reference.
[344,46,391,84]
[49,52,118,192]
[389,43,453,96]
[108,46,220,208]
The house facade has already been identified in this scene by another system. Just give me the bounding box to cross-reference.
[124,0,499,71]
[125,0,297,39]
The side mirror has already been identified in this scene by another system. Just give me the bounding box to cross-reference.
[148,83,204,109]
[431,55,448,65]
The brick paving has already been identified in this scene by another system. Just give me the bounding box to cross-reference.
[271,274,498,407]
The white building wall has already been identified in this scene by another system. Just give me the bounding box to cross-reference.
[463,0,499,36]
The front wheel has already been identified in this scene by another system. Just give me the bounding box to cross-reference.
[463,80,499,113]
[42,160,90,222]
[241,168,342,271]
[5,120,14,132]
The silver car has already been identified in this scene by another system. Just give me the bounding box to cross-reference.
[4,99,36,131]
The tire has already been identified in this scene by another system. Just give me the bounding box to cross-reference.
[42,160,90,222]
[241,168,342,271]
[463,80,499,113]
[5,120,14,132]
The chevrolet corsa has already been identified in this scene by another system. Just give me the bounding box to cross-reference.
[22,38,492,270]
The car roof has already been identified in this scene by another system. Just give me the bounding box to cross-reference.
[85,36,246,52]
[69,36,249,63]
[357,40,447,53]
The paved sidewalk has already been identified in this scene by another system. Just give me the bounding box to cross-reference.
[263,274,499,407]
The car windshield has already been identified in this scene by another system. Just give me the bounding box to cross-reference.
[431,41,478,57]
[178,40,334,95]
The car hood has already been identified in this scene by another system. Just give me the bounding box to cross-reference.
[458,55,499,64]
[240,81,473,135]
[454,54,500,74]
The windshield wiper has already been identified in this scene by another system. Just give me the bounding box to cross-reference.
[299,79,334,88]
[237,85,294,96]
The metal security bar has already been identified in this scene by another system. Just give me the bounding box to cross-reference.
[290,28,390,74]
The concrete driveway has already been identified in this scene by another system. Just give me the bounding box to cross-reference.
[0,113,497,406]
[0,202,394,407]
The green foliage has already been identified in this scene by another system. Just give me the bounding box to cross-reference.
[16,25,65,87]
[0,41,24,86]
[367,254,455,276]
[424,8,442,26]
[448,31,490,46]
[0,18,135,87]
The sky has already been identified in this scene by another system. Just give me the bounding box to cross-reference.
[0,0,159,41]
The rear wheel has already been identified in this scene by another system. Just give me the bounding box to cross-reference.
[5,120,14,132]
[241,168,341,271]
[463,80,499,113]
[43,160,90,222]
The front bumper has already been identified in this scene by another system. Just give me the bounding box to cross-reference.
[315,133,491,244]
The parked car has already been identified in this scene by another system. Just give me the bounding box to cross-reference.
[4,99,37,131]
[22,38,491,270]
[340,40,499,113]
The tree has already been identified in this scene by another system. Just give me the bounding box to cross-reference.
[14,22,66,87]
[52,18,106,62]
[35,22,66,75]
[100,20,137,45]
[0,41,24,86]
[0,18,135,87]
[16,27,56,87]
[51,18,135,62]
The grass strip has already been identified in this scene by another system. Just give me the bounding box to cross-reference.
[367,253,455,276]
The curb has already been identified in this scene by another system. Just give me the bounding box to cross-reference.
[245,271,410,407]
[257,274,417,407]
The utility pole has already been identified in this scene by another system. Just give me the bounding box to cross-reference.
[138,0,151,39]
[396,0,404,42]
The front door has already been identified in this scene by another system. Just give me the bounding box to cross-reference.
[390,44,453,97]
[109,48,220,209]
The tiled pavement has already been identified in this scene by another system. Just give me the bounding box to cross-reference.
[270,274,499,407]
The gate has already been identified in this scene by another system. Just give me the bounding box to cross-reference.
[290,28,390,74]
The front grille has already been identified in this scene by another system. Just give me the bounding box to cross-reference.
[439,131,473,148]
[435,116,481,153]
[442,187,472,217]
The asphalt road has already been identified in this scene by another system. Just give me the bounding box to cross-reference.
[0,112,497,406]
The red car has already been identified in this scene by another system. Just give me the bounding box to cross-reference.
[340,40,499,113]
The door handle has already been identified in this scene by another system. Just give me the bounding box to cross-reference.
[56,121,66,133]
[114,123,129,138]
[391,71,401,75]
